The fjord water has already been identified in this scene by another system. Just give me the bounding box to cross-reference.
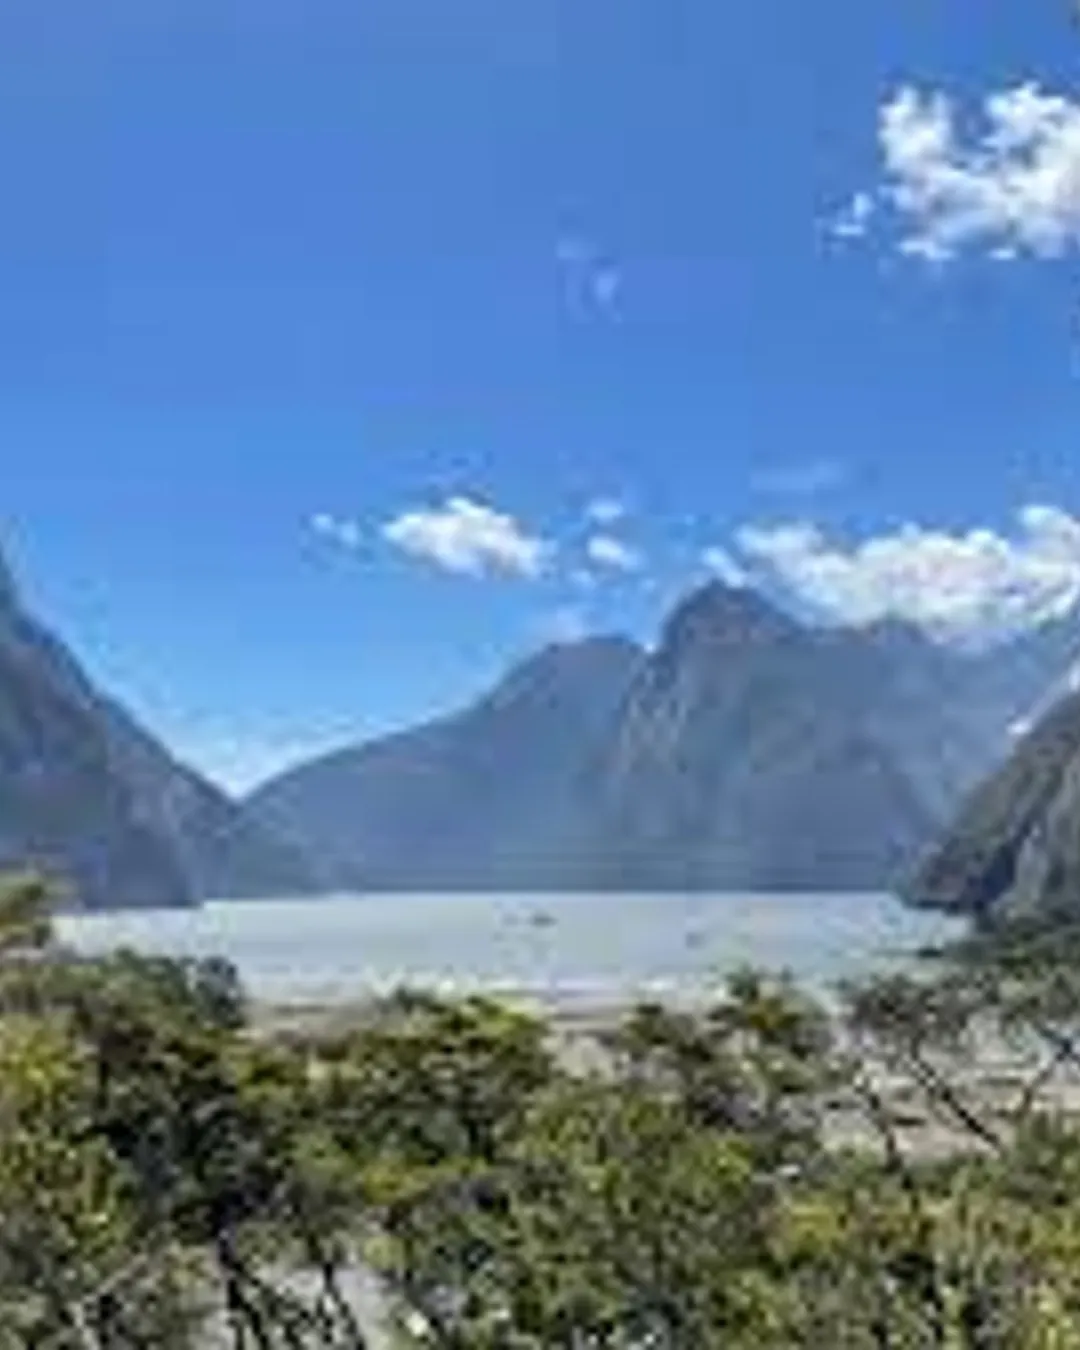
[57,892,966,1009]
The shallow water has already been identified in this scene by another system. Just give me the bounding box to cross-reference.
[57,891,967,1009]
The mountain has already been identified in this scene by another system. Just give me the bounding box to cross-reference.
[577,584,1018,890]
[906,687,1080,921]
[0,549,319,909]
[247,637,644,890]
[94,698,323,900]
[251,582,1074,894]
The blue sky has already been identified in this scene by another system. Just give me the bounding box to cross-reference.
[4,1,1080,790]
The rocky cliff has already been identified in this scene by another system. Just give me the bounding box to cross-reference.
[0,548,319,908]
[907,688,1080,920]
[580,584,1005,890]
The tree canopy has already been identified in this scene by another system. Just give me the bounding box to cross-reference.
[6,875,1080,1346]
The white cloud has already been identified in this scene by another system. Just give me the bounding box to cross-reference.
[585,497,627,526]
[586,533,644,573]
[701,545,751,589]
[829,191,876,241]
[383,495,550,578]
[868,83,1080,262]
[309,512,362,550]
[736,507,1080,645]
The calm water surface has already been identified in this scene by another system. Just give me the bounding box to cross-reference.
[56,892,966,1009]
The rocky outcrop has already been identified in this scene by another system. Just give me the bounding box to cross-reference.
[906,689,1080,920]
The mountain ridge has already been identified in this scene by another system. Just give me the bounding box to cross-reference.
[250,582,1079,894]
[0,546,320,908]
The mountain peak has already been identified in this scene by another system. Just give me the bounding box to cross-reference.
[484,634,643,714]
[660,580,799,655]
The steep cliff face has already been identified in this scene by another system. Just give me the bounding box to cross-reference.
[0,578,190,908]
[0,550,320,908]
[581,584,969,890]
[907,689,1080,920]
[247,637,644,890]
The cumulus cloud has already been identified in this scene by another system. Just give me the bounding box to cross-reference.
[383,495,550,578]
[863,83,1080,262]
[586,533,644,573]
[736,507,1080,645]
[309,513,362,550]
[701,545,751,589]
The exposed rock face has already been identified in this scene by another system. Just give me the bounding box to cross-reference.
[906,689,1080,921]
[0,550,319,908]
[247,638,644,890]
[580,585,1001,891]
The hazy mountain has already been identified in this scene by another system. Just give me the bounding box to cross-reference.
[907,687,1080,921]
[0,549,319,908]
[95,698,322,900]
[247,637,644,890]
[578,584,1015,890]
[251,582,1076,894]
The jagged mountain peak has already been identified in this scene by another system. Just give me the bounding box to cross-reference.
[659,580,800,656]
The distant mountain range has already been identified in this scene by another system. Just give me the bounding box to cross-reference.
[248,581,1080,897]
[0,549,318,909]
[4,532,1080,910]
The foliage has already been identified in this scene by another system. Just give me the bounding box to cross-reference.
[7,872,1080,1345]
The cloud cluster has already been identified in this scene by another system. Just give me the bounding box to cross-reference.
[860,83,1080,262]
[382,495,550,578]
[737,506,1080,645]
[313,485,1080,652]
[586,533,644,573]
[829,191,876,242]
[701,545,751,589]
[310,513,362,551]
